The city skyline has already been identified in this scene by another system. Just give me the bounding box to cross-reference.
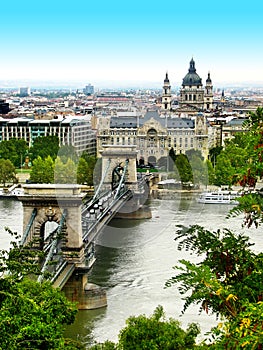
[1,1,263,88]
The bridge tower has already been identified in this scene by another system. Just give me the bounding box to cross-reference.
[99,145,151,218]
[18,184,107,310]
[100,145,138,191]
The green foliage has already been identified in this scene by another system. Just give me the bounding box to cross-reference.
[209,301,263,349]
[228,192,263,228]
[54,156,77,183]
[0,138,29,168]
[89,306,201,350]
[165,222,263,348]
[186,149,204,162]
[205,159,215,185]
[214,155,235,186]
[30,135,60,161]
[88,341,117,349]
[0,228,83,349]
[174,154,193,183]
[209,108,263,187]
[58,145,79,164]
[77,153,97,186]
[209,146,223,167]
[0,158,17,186]
[166,225,263,319]
[30,155,55,183]
[187,153,208,185]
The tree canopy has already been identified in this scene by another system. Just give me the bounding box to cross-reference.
[0,229,84,349]
[30,155,55,183]
[30,135,60,161]
[89,306,203,350]
[0,138,28,168]
[0,158,17,186]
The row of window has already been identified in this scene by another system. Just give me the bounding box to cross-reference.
[183,94,203,101]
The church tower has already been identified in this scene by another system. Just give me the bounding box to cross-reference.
[161,72,171,111]
[204,72,213,110]
[179,58,204,112]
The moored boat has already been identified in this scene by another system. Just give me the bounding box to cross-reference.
[197,188,242,204]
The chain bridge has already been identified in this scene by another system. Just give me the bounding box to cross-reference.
[18,146,153,309]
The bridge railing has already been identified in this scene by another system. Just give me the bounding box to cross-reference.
[20,208,37,246]
[82,188,132,240]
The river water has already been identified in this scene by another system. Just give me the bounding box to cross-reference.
[0,194,262,347]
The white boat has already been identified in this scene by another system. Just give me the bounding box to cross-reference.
[197,188,242,204]
[0,187,24,199]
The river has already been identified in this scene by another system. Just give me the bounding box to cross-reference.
[0,194,262,347]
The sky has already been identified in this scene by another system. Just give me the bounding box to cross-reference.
[1,0,263,88]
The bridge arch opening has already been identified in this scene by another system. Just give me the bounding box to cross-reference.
[41,221,59,240]
[39,221,59,249]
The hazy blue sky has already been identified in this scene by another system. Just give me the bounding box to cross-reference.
[1,0,263,87]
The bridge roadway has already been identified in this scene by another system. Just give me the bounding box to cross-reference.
[50,184,142,289]
[19,173,154,292]
[81,187,133,268]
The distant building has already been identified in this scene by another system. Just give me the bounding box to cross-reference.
[19,87,30,97]
[83,84,94,95]
[0,116,96,155]
[0,99,10,114]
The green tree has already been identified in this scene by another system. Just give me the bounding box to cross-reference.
[77,153,97,186]
[208,300,263,349]
[0,229,84,350]
[205,159,215,185]
[0,158,17,186]
[30,156,54,183]
[58,145,79,164]
[209,146,223,167]
[77,157,90,184]
[214,155,235,186]
[166,225,262,318]
[175,154,193,183]
[89,306,202,350]
[187,153,208,185]
[0,138,29,168]
[30,135,60,161]
[54,157,77,183]
[165,224,263,348]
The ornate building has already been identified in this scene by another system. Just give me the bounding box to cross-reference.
[179,58,213,112]
[96,58,214,165]
[97,111,210,166]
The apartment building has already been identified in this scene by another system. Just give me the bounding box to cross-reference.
[0,116,96,155]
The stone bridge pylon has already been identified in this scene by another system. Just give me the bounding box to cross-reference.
[18,184,107,310]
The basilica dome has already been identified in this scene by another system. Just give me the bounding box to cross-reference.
[182,58,202,87]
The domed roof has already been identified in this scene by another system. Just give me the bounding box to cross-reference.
[182,58,202,86]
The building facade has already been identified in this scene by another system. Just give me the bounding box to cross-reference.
[179,58,213,112]
[0,116,96,155]
[97,111,210,165]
